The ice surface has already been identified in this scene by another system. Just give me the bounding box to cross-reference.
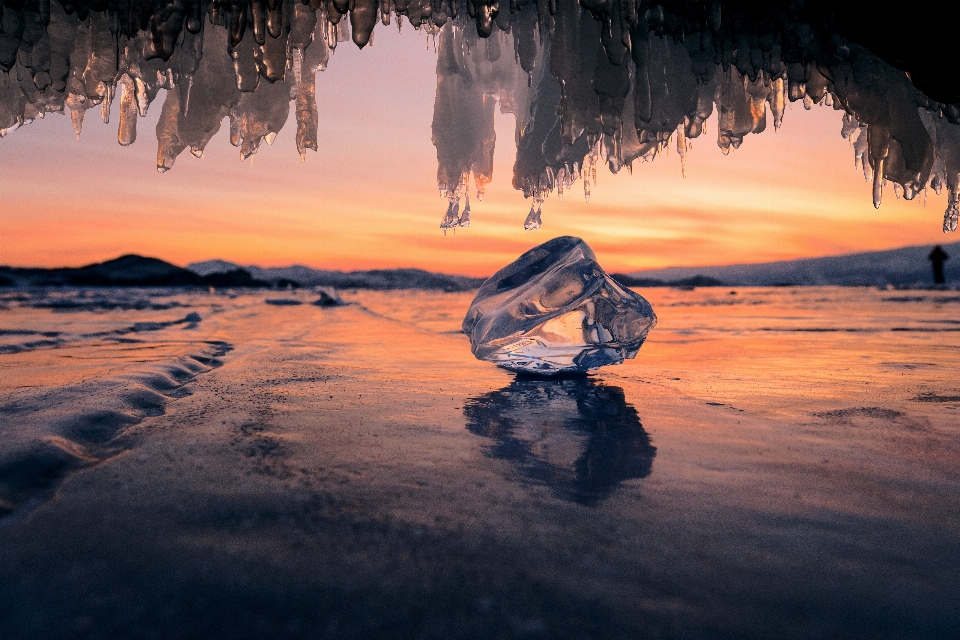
[3,2,960,230]
[4,287,960,638]
[462,236,656,374]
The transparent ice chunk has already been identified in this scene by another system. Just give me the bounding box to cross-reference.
[462,236,657,374]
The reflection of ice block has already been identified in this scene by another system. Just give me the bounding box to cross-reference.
[462,236,657,374]
[464,377,656,505]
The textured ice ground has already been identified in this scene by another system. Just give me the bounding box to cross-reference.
[1,285,959,638]
[2,1,960,230]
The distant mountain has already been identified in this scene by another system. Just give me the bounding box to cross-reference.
[185,259,241,277]
[626,242,960,287]
[0,255,268,288]
[187,261,486,292]
[611,274,724,288]
[12,242,951,291]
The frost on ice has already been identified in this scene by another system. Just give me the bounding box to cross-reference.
[462,236,656,374]
[2,1,960,231]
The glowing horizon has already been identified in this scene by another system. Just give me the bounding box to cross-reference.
[0,28,951,278]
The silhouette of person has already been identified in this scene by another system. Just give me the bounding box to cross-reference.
[929,246,949,284]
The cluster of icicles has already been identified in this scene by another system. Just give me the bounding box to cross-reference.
[1,1,959,232]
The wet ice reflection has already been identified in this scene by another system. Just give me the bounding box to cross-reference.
[464,377,655,506]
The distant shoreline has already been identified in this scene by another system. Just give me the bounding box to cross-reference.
[0,255,485,292]
[4,239,957,290]
[624,241,960,288]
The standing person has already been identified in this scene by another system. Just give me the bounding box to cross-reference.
[929,246,949,284]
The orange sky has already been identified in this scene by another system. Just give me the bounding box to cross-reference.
[0,27,951,277]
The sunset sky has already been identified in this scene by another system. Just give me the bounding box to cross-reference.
[0,27,951,277]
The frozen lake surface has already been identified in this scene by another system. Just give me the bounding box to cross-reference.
[1,286,959,638]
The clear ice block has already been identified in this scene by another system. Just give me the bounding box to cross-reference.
[462,236,657,374]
